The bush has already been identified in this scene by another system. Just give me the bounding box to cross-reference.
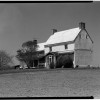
[56,55,63,68]
[56,54,73,68]
[0,66,14,70]
[0,50,13,69]
[50,62,55,69]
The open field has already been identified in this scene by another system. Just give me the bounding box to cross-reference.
[0,68,100,98]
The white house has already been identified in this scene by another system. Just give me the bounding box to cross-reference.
[21,22,93,69]
[40,22,93,68]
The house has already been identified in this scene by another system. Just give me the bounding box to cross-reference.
[44,22,93,68]
[20,22,93,69]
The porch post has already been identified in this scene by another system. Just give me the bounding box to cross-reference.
[44,56,46,68]
[73,51,76,68]
[54,56,56,69]
[45,56,47,68]
[33,61,34,67]
[37,59,39,68]
[46,56,49,69]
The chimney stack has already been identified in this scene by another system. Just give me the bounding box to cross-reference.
[52,29,57,34]
[79,22,85,29]
[33,39,37,44]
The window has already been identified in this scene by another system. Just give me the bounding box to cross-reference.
[49,47,52,51]
[65,44,68,49]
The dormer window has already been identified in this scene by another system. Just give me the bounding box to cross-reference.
[65,44,68,49]
[49,47,52,51]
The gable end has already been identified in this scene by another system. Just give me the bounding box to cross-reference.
[84,29,93,44]
[74,29,93,44]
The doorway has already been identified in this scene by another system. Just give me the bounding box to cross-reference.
[46,54,56,69]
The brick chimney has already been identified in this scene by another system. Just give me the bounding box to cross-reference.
[52,29,57,34]
[79,22,85,29]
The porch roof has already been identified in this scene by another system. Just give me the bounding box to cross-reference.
[57,50,74,54]
[45,51,74,57]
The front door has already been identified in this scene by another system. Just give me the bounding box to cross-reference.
[46,55,56,69]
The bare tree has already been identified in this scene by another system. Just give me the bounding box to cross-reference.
[0,50,13,68]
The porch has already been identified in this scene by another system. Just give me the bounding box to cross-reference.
[45,52,74,69]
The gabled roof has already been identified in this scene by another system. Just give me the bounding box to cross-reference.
[37,42,46,51]
[45,27,81,46]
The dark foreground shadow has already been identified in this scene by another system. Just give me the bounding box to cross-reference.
[0,96,94,99]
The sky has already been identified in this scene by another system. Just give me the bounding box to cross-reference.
[0,2,99,65]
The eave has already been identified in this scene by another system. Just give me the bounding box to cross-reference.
[44,41,74,47]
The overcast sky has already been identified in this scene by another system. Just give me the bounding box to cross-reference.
[0,2,99,65]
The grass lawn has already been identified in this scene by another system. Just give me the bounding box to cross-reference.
[0,68,99,98]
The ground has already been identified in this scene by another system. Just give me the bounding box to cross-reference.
[0,68,99,98]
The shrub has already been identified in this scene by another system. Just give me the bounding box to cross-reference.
[56,54,73,68]
[50,62,55,69]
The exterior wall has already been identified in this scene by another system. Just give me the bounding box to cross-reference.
[45,43,74,54]
[75,30,93,50]
[68,43,75,51]
[45,47,50,54]
[52,45,65,52]
[75,50,93,67]
[74,30,93,67]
